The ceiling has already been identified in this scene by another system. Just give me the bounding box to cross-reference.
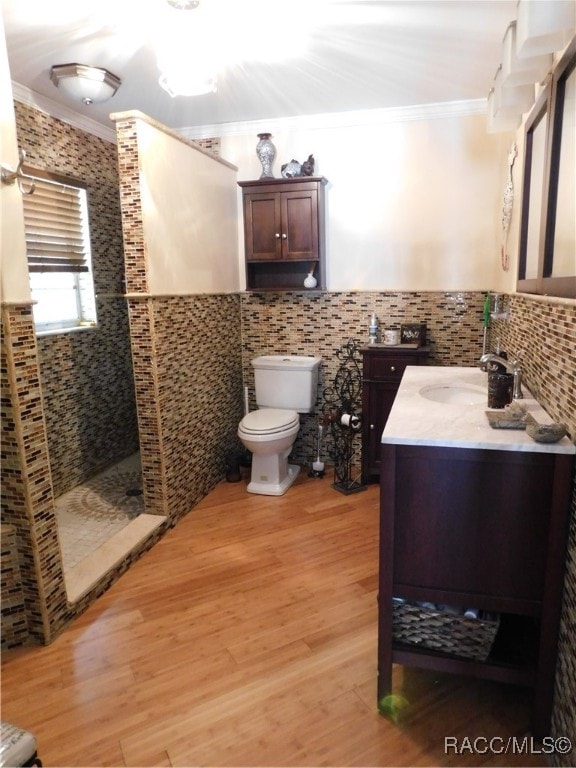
[3,0,517,135]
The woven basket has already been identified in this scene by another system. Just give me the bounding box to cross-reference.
[392,601,500,662]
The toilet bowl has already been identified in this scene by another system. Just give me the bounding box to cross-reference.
[238,354,321,496]
[238,408,301,496]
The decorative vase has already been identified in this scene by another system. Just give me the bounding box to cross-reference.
[256,133,276,179]
[304,272,317,289]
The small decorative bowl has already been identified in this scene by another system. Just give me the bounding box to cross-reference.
[526,421,567,443]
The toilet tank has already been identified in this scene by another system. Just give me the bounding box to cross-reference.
[252,355,321,413]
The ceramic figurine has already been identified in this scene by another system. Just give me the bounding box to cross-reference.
[280,154,315,178]
[301,154,315,176]
[281,159,301,178]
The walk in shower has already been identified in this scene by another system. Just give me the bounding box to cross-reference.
[55,453,144,572]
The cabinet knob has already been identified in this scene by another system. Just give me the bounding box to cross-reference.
[275,233,280,239]
[390,366,396,372]
[281,233,287,239]
[370,424,375,430]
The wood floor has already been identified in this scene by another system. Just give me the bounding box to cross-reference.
[1,470,545,767]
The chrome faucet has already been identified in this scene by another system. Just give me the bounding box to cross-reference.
[479,353,523,400]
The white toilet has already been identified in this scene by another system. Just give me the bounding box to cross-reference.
[238,355,322,496]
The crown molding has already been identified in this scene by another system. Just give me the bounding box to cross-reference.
[179,98,488,140]
[12,82,117,143]
[12,80,487,143]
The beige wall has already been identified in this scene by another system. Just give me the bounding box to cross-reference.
[0,15,29,303]
[7,85,518,300]
[132,116,240,295]
[221,112,515,293]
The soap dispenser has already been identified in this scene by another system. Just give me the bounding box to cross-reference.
[369,312,378,344]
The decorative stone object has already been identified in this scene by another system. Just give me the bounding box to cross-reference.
[526,418,567,443]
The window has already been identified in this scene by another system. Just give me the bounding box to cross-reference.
[23,169,97,332]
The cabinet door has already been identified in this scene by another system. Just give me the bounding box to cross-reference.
[281,189,319,260]
[243,192,282,261]
[364,381,398,479]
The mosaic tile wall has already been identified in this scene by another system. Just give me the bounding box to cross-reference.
[115,117,149,296]
[240,290,489,468]
[147,294,243,521]
[491,294,576,766]
[194,137,220,155]
[1,105,141,648]
[116,115,244,524]
[14,103,139,496]
[0,525,27,648]
[0,303,66,645]
[125,294,244,521]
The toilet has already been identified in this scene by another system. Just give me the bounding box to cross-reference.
[238,355,321,496]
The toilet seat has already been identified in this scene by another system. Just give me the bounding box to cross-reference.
[239,408,299,435]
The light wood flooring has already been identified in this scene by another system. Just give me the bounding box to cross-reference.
[1,471,545,767]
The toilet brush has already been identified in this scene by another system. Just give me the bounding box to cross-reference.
[311,423,325,476]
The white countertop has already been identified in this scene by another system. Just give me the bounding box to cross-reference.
[382,366,575,455]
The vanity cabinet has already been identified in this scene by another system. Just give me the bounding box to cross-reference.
[377,367,575,738]
[361,346,429,483]
[239,177,327,291]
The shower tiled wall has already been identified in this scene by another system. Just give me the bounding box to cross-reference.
[126,294,243,520]
[14,102,139,496]
[1,109,232,648]
[0,303,59,645]
[0,524,27,648]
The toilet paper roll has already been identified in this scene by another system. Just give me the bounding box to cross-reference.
[340,413,360,430]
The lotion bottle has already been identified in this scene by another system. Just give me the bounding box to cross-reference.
[369,312,378,344]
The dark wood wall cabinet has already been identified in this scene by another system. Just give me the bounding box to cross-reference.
[378,442,573,738]
[361,346,429,483]
[239,177,327,291]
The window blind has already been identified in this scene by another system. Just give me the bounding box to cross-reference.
[23,175,89,273]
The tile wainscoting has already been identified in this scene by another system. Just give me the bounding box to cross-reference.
[240,289,575,765]
[240,290,490,468]
[492,294,575,766]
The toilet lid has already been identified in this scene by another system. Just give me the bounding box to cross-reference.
[241,408,299,434]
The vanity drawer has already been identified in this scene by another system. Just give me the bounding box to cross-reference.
[367,355,414,382]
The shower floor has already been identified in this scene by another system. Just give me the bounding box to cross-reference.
[55,453,144,572]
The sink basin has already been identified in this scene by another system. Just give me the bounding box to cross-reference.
[419,384,486,405]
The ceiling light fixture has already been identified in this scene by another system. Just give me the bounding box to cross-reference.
[166,0,200,8]
[501,22,552,88]
[50,63,121,105]
[516,0,576,58]
[159,0,216,96]
[159,70,217,97]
